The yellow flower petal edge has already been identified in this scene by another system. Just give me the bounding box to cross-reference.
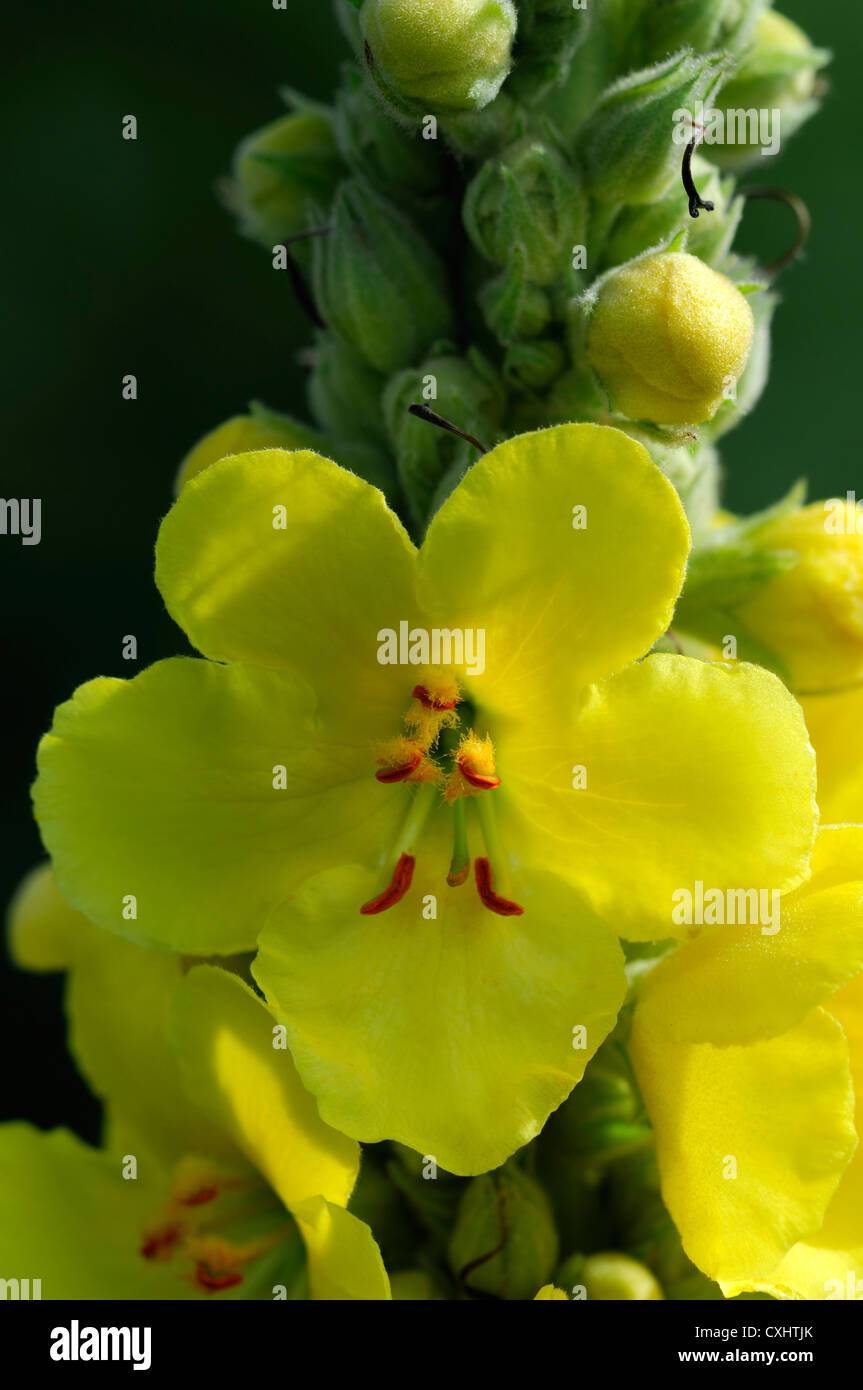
[803,684,863,824]
[7,861,95,972]
[292,1196,391,1301]
[254,860,626,1176]
[418,423,691,719]
[635,825,863,1045]
[156,449,419,719]
[722,972,863,1300]
[631,1007,856,1286]
[34,657,405,953]
[171,965,360,1214]
[503,654,817,938]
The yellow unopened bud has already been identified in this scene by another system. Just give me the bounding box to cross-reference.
[175,410,324,494]
[736,500,863,693]
[362,0,518,114]
[585,251,755,426]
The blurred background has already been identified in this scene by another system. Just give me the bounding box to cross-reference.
[1,0,859,1139]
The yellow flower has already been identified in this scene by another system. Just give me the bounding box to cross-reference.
[34,424,816,1173]
[733,499,863,693]
[630,826,863,1294]
[2,865,390,1300]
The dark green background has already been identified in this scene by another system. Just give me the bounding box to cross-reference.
[1,0,860,1136]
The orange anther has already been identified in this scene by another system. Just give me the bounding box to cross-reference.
[475,858,523,917]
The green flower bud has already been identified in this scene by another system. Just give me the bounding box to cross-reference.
[174,405,325,494]
[334,0,364,54]
[533,1147,612,1254]
[640,0,769,64]
[540,1047,650,1165]
[463,138,587,287]
[385,1146,465,1246]
[313,179,454,374]
[333,66,445,202]
[225,108,344,248]
[361,0,518,116]
[448,1167,559,1300]
[503,339,565,392]
[578,52,728,205]
[708,11,830,171]
[583,250,755,426]
[479,252,553,344]
[506,0,591,104]
[557,1251,664,1300]
[535,2,647,140]
[600,156,742,270]
[384,349,504,527]
[307,330,389,447]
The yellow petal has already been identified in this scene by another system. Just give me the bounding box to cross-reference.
[292,1196,391,1300]
[418,423,690,721]
[631,1007,856,1285]
[171,966,359,1212]
[723,972,863,1300]
[34,657,404,953]
[156,449,419,721]
[7,862,96,972]
[503,655,816,938]
[254,857,626,1177]
[802,684,863,824]
[636,826,863,1045]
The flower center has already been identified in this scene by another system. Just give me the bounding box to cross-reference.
[139,1156,298,1296]
[365,675,523,917]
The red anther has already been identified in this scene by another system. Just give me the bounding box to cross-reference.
[182,1187,219,1207]
[360,853,416,914]
[140,1227,180,1261]
[458,760,502,792]
[475,858,524,917]
[412,685,459,711]
[195,1264,244,1293]
[375,751,423,783]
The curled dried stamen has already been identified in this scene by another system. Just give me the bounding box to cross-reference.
[682,132,714,219]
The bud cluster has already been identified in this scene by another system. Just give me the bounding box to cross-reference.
[220,0,828,543]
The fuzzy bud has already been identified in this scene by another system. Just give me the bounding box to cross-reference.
[584,250,755,426]
[448,1167,559,1301]
[463,138,587,287]
[361,0,518,116]
[578,51,727,205]
[313,179,454,374]
[225,109,343,248]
